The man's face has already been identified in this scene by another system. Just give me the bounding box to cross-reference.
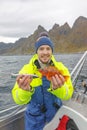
[37,45,52,64]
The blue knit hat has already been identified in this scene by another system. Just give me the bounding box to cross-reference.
[35,36,54,52]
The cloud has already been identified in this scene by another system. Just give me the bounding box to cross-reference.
[0,0,87,43]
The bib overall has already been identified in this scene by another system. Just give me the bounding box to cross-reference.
[25,76,62,130]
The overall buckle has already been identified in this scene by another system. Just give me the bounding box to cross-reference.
[40,105,47,113]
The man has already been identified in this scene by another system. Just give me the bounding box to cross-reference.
[82,80,87,94]
[12,32,73,130]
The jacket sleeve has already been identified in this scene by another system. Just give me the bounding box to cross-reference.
[12,82,34,105]
[48,62,74,100]
[48,77,74,100]
[12,64,35,105]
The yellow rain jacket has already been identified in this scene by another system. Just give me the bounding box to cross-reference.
[12,54,73,105]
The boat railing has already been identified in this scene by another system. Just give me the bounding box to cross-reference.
[71,51,87,86]
[0,104,26,121]
[70,51,87,104]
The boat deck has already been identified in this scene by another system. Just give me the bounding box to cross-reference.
[63,92,87,118]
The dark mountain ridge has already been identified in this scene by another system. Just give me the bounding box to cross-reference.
[0,16,87,55]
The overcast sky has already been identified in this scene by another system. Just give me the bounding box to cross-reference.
[0,0,87,43]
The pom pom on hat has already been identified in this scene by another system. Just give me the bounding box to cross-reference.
[39,31,49,37]
[35,32,54,52]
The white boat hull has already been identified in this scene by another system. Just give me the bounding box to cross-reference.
[44,105,87,130]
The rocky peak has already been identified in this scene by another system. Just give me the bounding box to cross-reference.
[58,22,71,35]
[52,23,59,30]
[73,16,87,29]
[37,25,46,32]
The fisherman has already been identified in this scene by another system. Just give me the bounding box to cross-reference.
[12,32,73,130]
[82,80,87,94]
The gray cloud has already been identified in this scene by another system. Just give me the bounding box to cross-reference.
[0,0,87,42]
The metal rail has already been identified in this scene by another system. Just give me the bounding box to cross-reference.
[0,105,25,121]
[71,51,87,77]
[71,51,87,85]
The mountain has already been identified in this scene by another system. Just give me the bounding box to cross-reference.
[0,42,14,54]
[0,16,87,55]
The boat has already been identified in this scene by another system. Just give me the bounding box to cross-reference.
[0,51,87,130]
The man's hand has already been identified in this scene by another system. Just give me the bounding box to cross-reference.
[16,75,33,91]
[51,74,65,90]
